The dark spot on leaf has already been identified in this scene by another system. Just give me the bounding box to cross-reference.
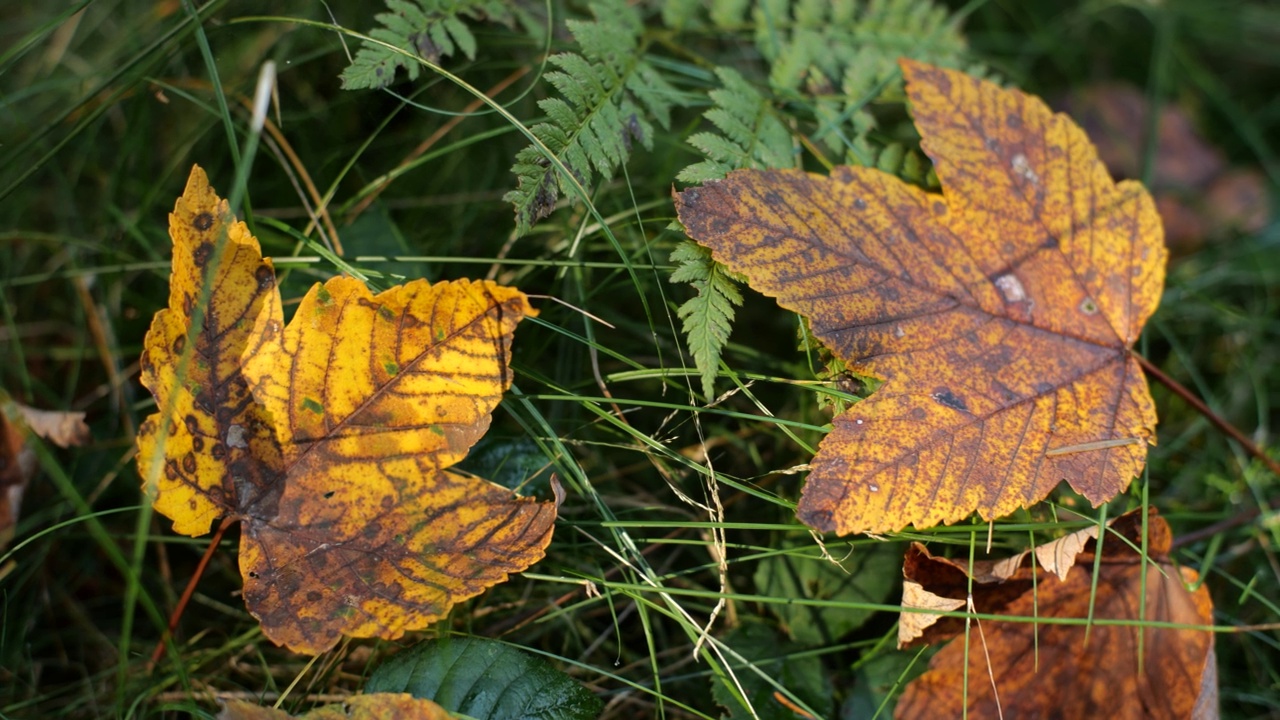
[932,388,970,414]
[854,198,867,210]
[323,490,335,499]
[932,201,946,216]
[255,265,275,291]
[185,415,200,434]
[193,242,213,268]
[182,453,197,473]
[1034,381,1055,394]
[1006,113,1022,129]
[172,335,186,355]
[909,407,927,421]
[307,590,323,603]
[165,461,179,480]
[930,68,951,95]
[278,569,303,595]
[193,436,204,452]
[411,31,441,63]
[193,212,214,231]
[528,168,558,226]
[624,113,644,151]
[211,443,226,460]
[799,507,834,532]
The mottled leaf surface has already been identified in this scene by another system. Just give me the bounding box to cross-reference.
[675,60,1166,535]
[137,166,555,654]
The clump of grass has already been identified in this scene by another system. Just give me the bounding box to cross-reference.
[1,1,1277,718]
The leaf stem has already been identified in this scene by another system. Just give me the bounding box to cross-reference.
[148,516,236,668]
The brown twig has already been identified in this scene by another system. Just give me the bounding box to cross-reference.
[1135,351,1280,478]
[149,515,236,668]
[1134,351,1278,547]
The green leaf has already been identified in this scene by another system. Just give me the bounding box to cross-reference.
[710,619,833,720]
[457,436,555,497]
[668,240,744,401]
[753,538,901,646]
[843,649,928,720]
[365,637,602,720]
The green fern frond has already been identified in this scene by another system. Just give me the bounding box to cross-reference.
[677,67,794,183]
[340,0,518,90]
[672,68,790,400]
[669,240,746,401]
[672,0,976,165]
[504,0,681,235]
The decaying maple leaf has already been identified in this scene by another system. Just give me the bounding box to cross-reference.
[675,59,1166,535]
[895,509,1217,719]
[137,165,556,654]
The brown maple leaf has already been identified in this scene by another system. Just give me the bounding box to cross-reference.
[895,509,1217,719]
[136,166,556,654]
[674,59,1167,535]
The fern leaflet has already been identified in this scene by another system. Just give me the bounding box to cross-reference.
[669,240,746,401]
[504,0,680,235]
[678,67,794,183]
[341,0,520,90]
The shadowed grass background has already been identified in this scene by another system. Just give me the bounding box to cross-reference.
[0,0,1276,717]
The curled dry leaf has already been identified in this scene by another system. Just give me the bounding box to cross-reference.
[137,166,556,654]
[0,393,91,549]
[675,60,1166,535]
[895,509,1217,720]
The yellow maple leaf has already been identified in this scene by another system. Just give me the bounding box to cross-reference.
[675,60,1166,535]
[137,165,556,654]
